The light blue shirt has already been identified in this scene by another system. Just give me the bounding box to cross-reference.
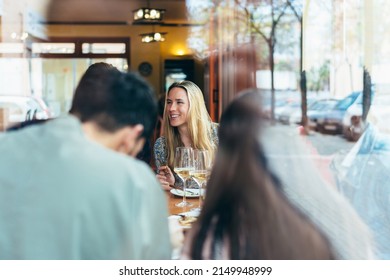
[0,115,171,259]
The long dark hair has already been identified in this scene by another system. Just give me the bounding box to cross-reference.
[190,89,333,259]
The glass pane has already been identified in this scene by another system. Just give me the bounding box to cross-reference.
[32,43,75,54]
[0,58,30,95]
[82,43,126,54]
[0,43,24,54]
[30,58,128,117]
[89,58,128,72]
[165,73,187,92]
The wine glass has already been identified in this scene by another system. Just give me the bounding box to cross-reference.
[190,149,211,212]
[174,147,194,207]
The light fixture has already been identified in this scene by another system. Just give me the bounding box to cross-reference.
[133,8,165,23]
[140,32,167,43]
[133,0,165,24]
[133,1,167,42]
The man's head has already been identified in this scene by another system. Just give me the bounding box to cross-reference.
[69,62,157,155]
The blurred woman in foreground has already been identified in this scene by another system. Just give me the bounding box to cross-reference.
[182,89,334,259]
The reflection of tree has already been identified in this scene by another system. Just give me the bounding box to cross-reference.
[286,0,309,131]
[235,0,290,122]
[186,0,215,59]
[186,0,307,119]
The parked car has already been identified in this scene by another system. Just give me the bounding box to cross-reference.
[331,109,390,258]
[342,94,388,141]
[289,98,339,127]
[276,101,302,124]
[261,98,289,119]
[0,95,51,130]
[366,94,390,135]
[316,92,361,134]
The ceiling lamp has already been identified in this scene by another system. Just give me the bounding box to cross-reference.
[140,32,167,43]
[133,7,165,23]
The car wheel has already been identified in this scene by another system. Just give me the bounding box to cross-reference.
[350,125,364,141]
[343,126,353,141]
[343,116,364,142]
[317,124,325,134]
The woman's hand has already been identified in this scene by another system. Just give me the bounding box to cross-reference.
[156,165,175,191]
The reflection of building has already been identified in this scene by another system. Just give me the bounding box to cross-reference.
[329,0,364,97]
[328,0,390,97]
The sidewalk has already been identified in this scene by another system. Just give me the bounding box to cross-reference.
[261,123,354,188]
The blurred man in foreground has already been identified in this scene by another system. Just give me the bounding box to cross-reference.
[0,63,171,259]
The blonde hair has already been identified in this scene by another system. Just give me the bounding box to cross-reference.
[163,80,216,168]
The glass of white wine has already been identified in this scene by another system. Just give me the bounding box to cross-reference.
[174,147,194,207]
[190,149,211,212]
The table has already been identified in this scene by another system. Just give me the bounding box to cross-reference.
[166,191,200,215]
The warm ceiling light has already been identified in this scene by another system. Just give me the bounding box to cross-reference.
[140,32,167,43]
[133,8,165,23]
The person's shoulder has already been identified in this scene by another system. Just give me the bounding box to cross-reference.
[155,136,166,144]
[116,154,157,182]
[122,157,164,195]
[211,122,219,130]
[154,136,167,149]
[210,122,219,143]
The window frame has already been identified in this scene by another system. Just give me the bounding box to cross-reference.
[28,37,130,67]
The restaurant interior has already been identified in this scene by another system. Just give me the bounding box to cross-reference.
[1,0,390,260]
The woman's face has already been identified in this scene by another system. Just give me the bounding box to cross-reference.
[166,87,190,128]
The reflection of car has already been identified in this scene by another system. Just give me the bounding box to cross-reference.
[343,94,389,141]
[289,98,339,127]
[341,93,365,141]
[331,118,390,259]
[0,95,51,130]
[366,95,390,135]
[307,99,339,130]
[317,92,361,134]
[332,98,390,258]
[262,99,289,119]
[276,101,301,124]
[276,98,317,125]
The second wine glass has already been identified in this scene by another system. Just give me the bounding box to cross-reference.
[190,149,211,212]
[174,147,194,207]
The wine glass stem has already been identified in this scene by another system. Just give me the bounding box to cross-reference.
[182,179,187,204]
[198,181,203,208]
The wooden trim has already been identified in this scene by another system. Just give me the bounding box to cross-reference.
[44,21,204,27]
[44,21,129,26]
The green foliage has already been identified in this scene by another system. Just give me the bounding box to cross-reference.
[306,60,330,92]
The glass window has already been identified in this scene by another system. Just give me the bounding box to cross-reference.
[0,43,24,54]
[82,43,126,54]
[32,43,75,54]
[335,94,359,110]
[30,58,128,117]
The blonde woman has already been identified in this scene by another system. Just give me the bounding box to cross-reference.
[154,80,218,190]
